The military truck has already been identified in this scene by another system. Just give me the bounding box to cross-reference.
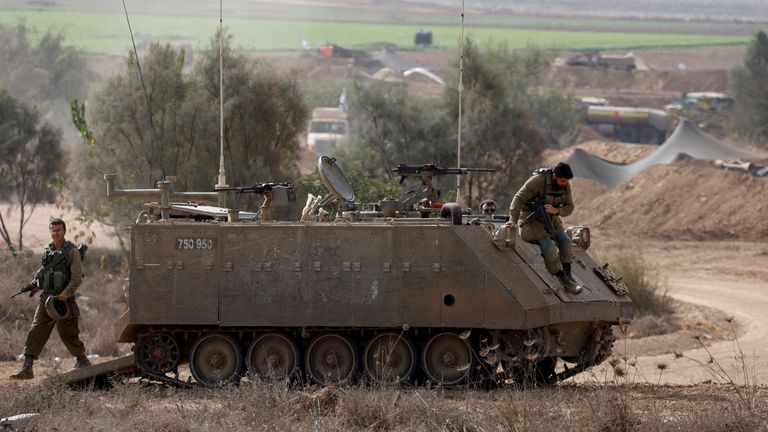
[98,157,633,388]
[566,50,636,72]
[665,91,734,113]
[306,107,348,155]
[580,103,674,144]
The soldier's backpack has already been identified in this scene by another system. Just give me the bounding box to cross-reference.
[76,243,88,261]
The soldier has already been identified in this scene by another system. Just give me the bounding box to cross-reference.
[507,163,582,295]
[10,218,91,380]
[479,199,497,215]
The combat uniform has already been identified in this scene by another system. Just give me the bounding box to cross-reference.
[23,241,86,359]
[509,169,574,275]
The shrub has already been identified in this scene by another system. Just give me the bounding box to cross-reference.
[601,251,672,317]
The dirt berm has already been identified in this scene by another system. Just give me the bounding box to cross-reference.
[544,141,768,240]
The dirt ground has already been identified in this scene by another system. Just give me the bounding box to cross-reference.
[0,203,119,250]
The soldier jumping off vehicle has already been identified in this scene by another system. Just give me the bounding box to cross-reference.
[10,218,91,380]
[508,163,582,295]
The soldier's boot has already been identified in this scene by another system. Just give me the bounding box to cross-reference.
[563,263,578,284]
[74,355,92,369]
[9,356,34,380]
[555,270,582,295]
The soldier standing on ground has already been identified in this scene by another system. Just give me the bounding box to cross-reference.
[10,218,91,380]
[507,163,582,295]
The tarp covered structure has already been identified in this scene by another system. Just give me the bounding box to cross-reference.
[567,119,768,187]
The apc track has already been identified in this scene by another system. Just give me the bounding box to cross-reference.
[131,324,617,387]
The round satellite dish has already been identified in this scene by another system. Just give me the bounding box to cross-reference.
[317,155,355,203]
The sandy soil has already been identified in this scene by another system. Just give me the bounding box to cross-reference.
[580,238,768,386]
[0,203,118,251]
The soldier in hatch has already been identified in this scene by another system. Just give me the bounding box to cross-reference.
[507,163,582,295]
[10,218,91,380]
[479,199,497,216]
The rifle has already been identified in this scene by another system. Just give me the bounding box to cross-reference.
[216,181,296,202]
[393,164,495,205]
[10,282,38,299]
[393,164,495,184]
[525,197,558,238]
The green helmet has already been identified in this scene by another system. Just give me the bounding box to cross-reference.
[45,296,72,321]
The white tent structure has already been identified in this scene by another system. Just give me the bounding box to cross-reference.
[567,120,768,188]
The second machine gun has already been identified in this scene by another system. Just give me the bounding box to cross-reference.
[393,164,495,209]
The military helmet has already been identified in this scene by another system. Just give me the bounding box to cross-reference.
[45,295,72,321]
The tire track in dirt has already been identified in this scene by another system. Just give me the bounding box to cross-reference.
[587,275,767,386]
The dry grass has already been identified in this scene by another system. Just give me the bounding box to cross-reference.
[603,251,673,317]
[1,379,766,431]
[590,248,679,338]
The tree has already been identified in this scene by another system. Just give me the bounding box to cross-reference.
[0,22,88,104]
[0,91,65,252]
[444,39,549,207]
[344,81,453,177]
[193,31,308,193]
[70,31,308,243]
[341,39,576,209]
[731,31,768,146]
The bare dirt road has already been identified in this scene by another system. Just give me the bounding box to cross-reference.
[587,239,768,386]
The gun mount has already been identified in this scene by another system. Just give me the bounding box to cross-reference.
[393,163,495,207]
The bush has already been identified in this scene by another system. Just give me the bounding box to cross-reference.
[600,251,672,317]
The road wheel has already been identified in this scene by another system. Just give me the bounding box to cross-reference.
[306,333,358,385]
[617,125,640,143]
[189,334,243,387]
[246,333,300,381]
[363,332,417,385]
[639,127,662,144]
[422,332,474,385]
[135,331,181,375]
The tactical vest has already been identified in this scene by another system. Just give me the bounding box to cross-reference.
[40,241,74,294]
[524,169,570,211]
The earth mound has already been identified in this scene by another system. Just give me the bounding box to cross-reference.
[545,140,768,240]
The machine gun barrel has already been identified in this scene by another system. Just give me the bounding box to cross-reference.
[393,164,495,183]
[216,181,294,194]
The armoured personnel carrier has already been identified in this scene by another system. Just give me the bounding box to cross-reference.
[104,157,634,387]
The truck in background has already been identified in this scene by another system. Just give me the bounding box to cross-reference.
[566,50,637,72]
[578,98,674,144]
[306,107,348,155]
[665,91,734,113]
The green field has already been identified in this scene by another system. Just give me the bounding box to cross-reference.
[0,9,749,54]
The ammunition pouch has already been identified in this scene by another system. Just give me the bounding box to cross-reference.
[41,271,69,295]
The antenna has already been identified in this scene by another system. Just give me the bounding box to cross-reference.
[121,0,167,182]
[456,0,465,204]
[215,0,228,189]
